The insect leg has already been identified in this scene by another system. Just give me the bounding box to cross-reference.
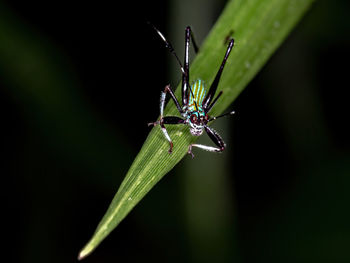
[148,84,182,126]
[182,26,191,106]
[163,85,183,114]
[149,116,185,153]
[203,39,234,110]
[205,91,223,114]
[162,116,186,124]
[149,23,192,108]
[187,126,226,158]
[148,84,185,153]
[161,116,185,153]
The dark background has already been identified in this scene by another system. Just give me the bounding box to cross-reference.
[1,0,349,262]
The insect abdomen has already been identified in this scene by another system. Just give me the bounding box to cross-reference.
[188,79,206,111]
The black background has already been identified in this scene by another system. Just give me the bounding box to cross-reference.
[1,0,350,262]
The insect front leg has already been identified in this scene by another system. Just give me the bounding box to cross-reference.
[148,84,185,153]
[187,126,226,158]
[149,116,185,153]
[148,84,183,126]
[161,117,186,153]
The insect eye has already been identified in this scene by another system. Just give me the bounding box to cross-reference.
[190,114,197,123]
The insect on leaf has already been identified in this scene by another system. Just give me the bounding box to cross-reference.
[78,0,315,259]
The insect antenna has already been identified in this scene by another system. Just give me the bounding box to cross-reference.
[148,22,185,74]
[208,110,235,122]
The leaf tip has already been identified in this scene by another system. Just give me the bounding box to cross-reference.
[77,243,94,261]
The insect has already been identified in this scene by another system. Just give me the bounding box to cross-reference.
[148,25,235,158]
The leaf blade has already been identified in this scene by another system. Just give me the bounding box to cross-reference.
[79,0,315,259]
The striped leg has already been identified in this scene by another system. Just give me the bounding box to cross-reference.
[187,126,226,158]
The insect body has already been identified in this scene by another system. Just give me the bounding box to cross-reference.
[148,25,235,158]
[186,79,207,136]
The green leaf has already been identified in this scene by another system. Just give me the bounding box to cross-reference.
[79,0,314,259]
